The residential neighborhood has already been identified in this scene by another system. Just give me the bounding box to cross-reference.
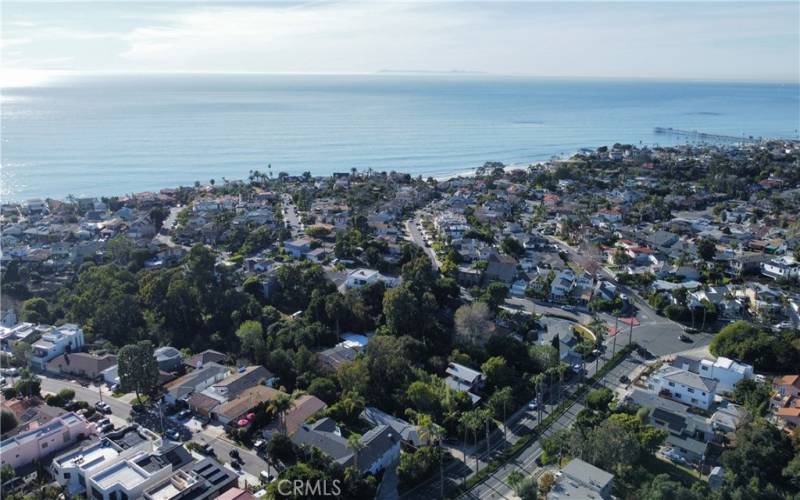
[2,140,800,500]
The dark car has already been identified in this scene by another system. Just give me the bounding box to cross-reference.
[619,375,630,384]
[679,334,692,343]
[229,449,241,460]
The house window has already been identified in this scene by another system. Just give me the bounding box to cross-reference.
[668,382,675,387]
[42,442,48,449]
[674,393,681,399]
[702,392,706,396]
[691,399,698,404]
[65,473,71,479]
[687,388,695,393]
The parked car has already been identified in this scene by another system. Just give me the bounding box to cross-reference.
[260,471,275,483]
[528,400,538,411]
[229,449,241,461]
[571,364,582,374]
[678,334,692,343]
[95,401,112,414]
[230,460,241,470]
[253,440,266,450]
[177,409,192,420]
[98,423,115,434]
[619,375,630,384]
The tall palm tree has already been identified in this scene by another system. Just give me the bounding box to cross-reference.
[347,433,365,472]
[460,411,482,472]
[270,393,293,434]
[493,387,513,446]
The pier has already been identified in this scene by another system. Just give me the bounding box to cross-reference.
[654,127,762,144]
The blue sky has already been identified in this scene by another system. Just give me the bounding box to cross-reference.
[2,1,798,84]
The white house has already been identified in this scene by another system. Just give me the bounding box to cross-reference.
[761,256,800,281]
[672,355,753,394]
[344,268,400,289]
[648,366,717,410]
[30,324,85,370]
[345,269,380,289]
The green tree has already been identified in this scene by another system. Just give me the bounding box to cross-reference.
[481,356,514,390]
[696,237,717,261]
[731,379,771,416]
[307,377,338,404]
[1,409,18,434]
[236,320,266,360]
[721,419,795,494]
[117,341,159,402]
[347,433,365,472]
[585,388,614,412]
[20,297,49,323]
[0,463,14,483]
[500,237,524,258]
[270,393,293,435]
[482,282,508,312]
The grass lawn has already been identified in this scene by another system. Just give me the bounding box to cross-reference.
[644,455,703,486]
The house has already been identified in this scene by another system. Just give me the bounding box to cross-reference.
[46,352,117,380]
[0,412,93,470]
[772,375,800,410]
[318,344,360,371]
[163,363,229,405]
[291,417,400,475]
[29,324,85,370]
[154,346,182,372]
[444,363,483,405]
[207,365,275,400]
[284,238,312,258]
[186,392,224,417]
[648,366,717,410]
[711,401,746,434]
[551,458,614,500]
[344,268,399,289]
[624,388,712,463]
[264,395,327,437]
[215,487,257,500]
[345,268,380,289]
[360,407,425,446]
[776,407,800,430]
[484,254,518,284]
[212,385,283,425]
[761,256,800,281]
[671,355,753,393]
[184,349,226,370]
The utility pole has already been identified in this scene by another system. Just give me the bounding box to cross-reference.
[628,318,634,346]
[611,316,619,357]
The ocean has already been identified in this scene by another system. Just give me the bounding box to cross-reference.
[2,74,798,201]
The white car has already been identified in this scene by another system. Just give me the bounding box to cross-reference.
[572,364,582,374]
[528,400,538,411]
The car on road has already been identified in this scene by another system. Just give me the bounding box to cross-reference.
[571,364,582,374]
[528,400,538,411]
[678,334,692,343]
[1,368,19,376]
[197,443,214,455]
[260,471,275,483]
[98,423,115,434]
[619,375,630,384]
[94,401,112,414]
[177,409,192,420]
[229,460,241,470]
[229,449,241,461]
[562,305,575,312]
[253,440,266,451]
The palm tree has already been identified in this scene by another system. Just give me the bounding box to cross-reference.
[460,411,482,472]
[347,433,365,472]
[533,373,546,421]
[492,387,513,446]
[270,393,293,434]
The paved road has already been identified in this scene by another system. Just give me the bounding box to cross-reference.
[405,215,439,271]
[153,206,191,250]
[543,236,714,357]
[281,194,303,239]
[40,376,131,417]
